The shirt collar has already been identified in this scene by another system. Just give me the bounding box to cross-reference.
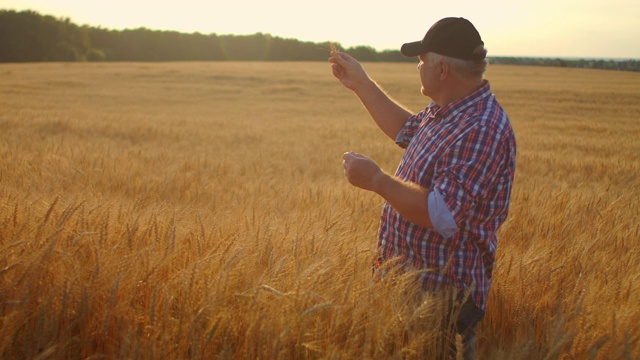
[429,80,492,122]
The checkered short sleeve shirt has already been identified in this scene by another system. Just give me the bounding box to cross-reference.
[378,81,516,311]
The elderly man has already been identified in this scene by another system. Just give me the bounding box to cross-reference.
[329,17,516,358]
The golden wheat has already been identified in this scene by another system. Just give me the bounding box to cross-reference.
[0,61,638,359]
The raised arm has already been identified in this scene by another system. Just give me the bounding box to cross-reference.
[329,51,412,141]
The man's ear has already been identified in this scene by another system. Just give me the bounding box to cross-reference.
[439,60,449,80]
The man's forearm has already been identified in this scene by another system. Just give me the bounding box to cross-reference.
[354,79,413,141]
[372,171,434,229]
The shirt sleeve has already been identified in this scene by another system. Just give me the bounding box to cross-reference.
[395,109,429,149]
[428,189,459,238]
[433,123,511,229]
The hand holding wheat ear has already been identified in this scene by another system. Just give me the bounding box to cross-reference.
[329,50,370,92]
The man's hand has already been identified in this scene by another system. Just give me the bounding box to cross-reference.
[329,51,371,92]
[342,151,434,229]
[342,152,384,192]
[329,51,412,141]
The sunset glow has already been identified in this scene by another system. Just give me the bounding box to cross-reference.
[4,0,639,58]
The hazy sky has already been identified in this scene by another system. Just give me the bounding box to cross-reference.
[4,0,639,58]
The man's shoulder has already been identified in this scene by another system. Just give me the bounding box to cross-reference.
[474,93,513,133]
[458,98,515,153]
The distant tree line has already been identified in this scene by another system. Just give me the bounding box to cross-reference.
[0,10,409,63]
[490,57,640,73]
[1,9,638,72]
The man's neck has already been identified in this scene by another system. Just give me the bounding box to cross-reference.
[434,79,485,107]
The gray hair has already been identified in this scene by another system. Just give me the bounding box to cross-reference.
[427,50,488,80]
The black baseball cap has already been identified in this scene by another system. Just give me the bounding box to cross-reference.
[401,17,486,61]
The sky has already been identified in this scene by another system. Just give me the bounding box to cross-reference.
[3,0,640,59]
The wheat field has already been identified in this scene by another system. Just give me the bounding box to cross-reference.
[0,61,639,359]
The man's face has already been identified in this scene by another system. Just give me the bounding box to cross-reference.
[418,53,440,98]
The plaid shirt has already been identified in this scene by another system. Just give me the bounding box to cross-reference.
[378,80,516,311]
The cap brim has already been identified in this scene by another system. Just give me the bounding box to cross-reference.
[400,41,425,57]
